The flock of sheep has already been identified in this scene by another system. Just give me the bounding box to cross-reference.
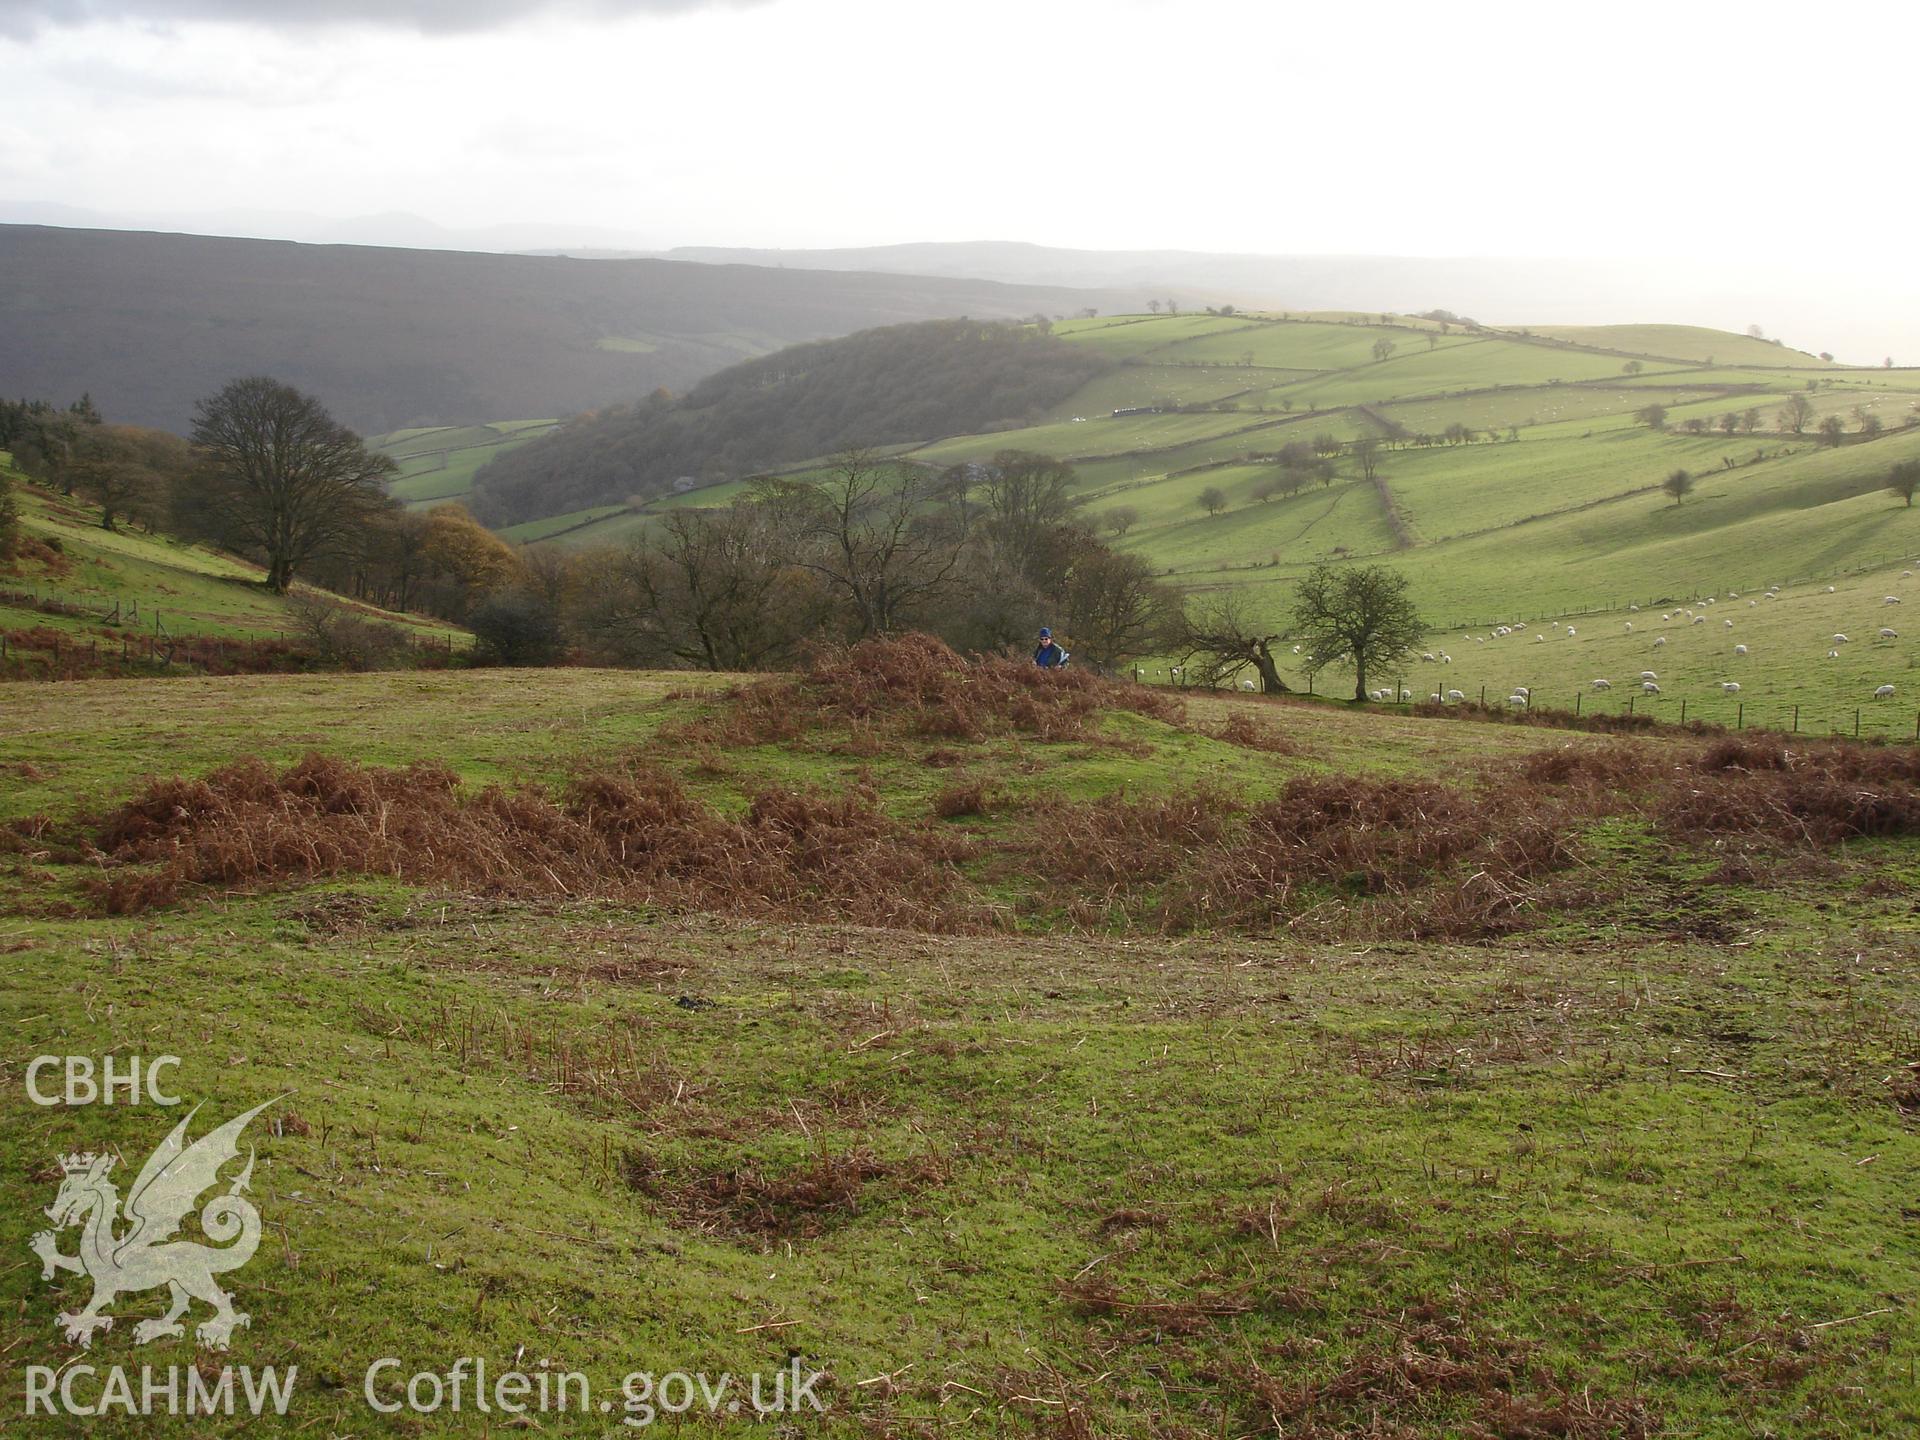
[1412,579,1909,707]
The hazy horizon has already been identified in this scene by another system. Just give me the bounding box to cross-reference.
[5,0,1918,361]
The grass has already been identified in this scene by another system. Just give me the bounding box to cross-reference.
[369,420,558,510]
[3,643,1917,1435]
[0,463,462,674]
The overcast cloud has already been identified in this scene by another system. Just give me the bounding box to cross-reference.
[0,0,758,37]
[2,0,1916,358]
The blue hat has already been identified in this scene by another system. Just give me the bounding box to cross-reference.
[1039,627,1051,638]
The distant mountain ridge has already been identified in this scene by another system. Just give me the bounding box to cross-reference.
[0,225,1139,434]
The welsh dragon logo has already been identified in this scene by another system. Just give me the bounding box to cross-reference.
[30,1098,276,1350]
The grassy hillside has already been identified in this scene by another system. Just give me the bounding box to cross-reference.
[0,454,460,674]
[368,419,559,509]
[3,645,1917,1435]
[455,311,1920,718]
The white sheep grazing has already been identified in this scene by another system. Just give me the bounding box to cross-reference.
[1170,666,1182,677]
[1641,671,1658,681]
[1691,616,1706,626]
[1728,591,1738,599]
[1642,682,1661,694]
[1507,693,1529,707]
[1422,651,1436,662]
[1724,618,1734,628]
[1446,689,1465,702]
[1827,585,1837,593]
[1624,621,1633,633]
[1240,678,1257,691]
[1292,644,1302,655]
[1661,613,1672,621]
[1653,637,1668,648]
[1566,627,1576,638]
[1721,682,1741,693]
[1881,628,1899,639]
[1833,634,1850,644]
[1905,570,1914,578]
[1430,693,1443,703]
[1875,684,1896,699]
[1749,600,1757,607]
[1440,653,1452,664]
[1592,679,1612,691]
[1734,644,1748,656]
[1629,604,1640,612]
[1886,596,1903,606]
[1399,688,1413,702]
[1514,686,1531,698]
[1536,634,1546,643]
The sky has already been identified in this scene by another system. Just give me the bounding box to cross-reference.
[4,0,1915,259]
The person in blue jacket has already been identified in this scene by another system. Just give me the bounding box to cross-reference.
[1033,627,1067,669]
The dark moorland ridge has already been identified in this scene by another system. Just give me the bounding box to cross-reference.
[471,319,1113,525]
[0,225,1137,435]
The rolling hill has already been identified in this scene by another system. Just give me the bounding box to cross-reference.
[502,310,1920,727]
[0,225,1138,435]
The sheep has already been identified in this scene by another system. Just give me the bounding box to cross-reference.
[1592,678,1612,690]
[1728,591,1738,599]
[1881,627,1899,640]
[1399,688,1413,702]
[1734,644,1748,656]
[1691,615,1706,626]
[1536,634,1546,643]
[1421,651,1436,662]
[1513,686,1531,698]
[1724,618,1734,628]
[1875,684,1896,699]
[1624,621,1634,633]
[1440,653,1452,664]
[1749,600,1757,607]
[1827,585,1836,593]
[1905,570,1914,578]
[1886,596,1903,606]
[1642,682,1661,694]
[1629,604,1640,612]
[1429,692,1443,703]
[1566,626,1576,638]
[1833,634,1850,644]
[1661,613,1672,621]
[1721,682,1741,693]
[1653,636,1667,647]
[1446,689,1464,702]
[1506,693,1529,707]
[1291,644,1302,654]
[1640,671,1658,681]
[1827,650,1840,659]
[1239,678,1257,691]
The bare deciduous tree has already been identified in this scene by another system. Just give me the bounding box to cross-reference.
[1291,562,1425,702]
[188,376,395,592]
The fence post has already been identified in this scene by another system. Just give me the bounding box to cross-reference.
[1855,709,1861,738]
[1792,705,1799,733]
[1479,686,1486,705]
[1574,692,1581,715]
[1628,695,1635,716]
[1737,702,1744,730]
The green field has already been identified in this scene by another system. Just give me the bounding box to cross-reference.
[467,312,1920,720]
[3,655,1917,1436]
[370,420,559,509]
